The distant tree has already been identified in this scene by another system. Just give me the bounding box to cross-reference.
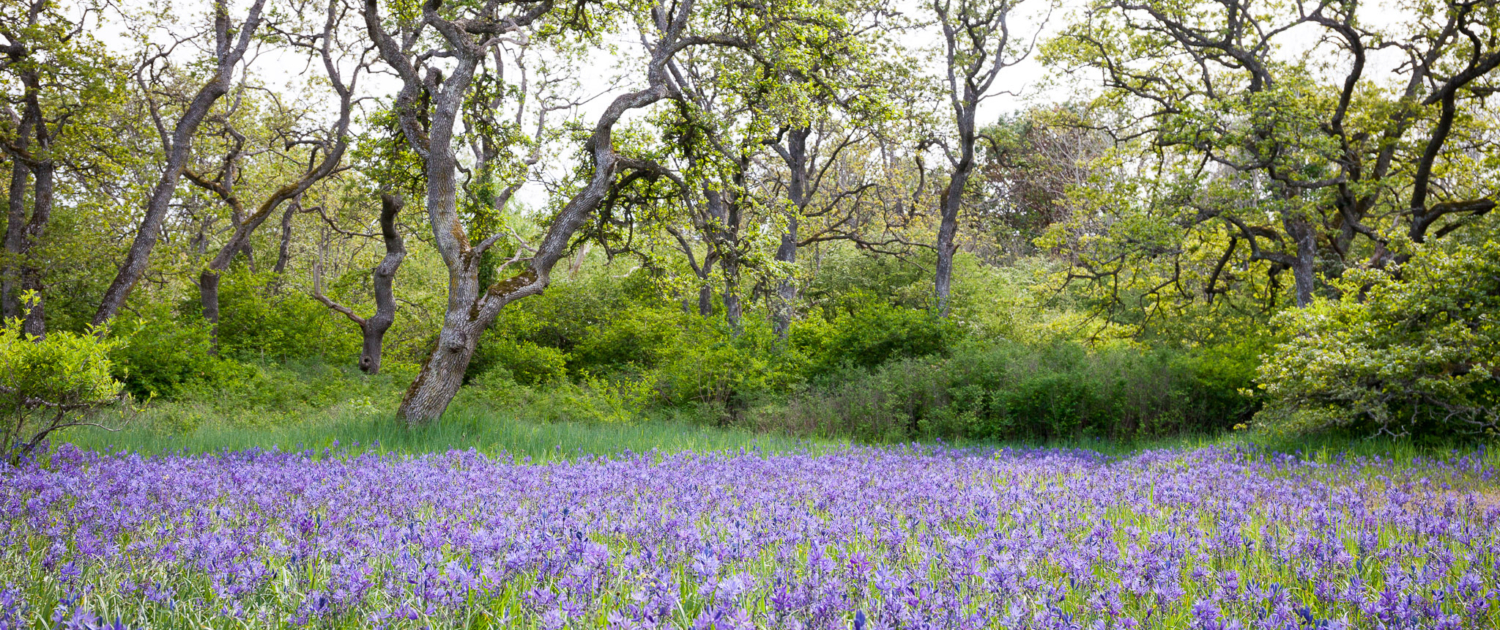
[928,0,1046,316]
[1046,0,1500,311]
[972,105,1106,262]
[182,0,364,348]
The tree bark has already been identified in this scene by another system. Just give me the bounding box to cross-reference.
[1283,214,1317,308]
[314,193,405,374]
[771,127,810,337]
[934,138,972,317]
[17,157,51,338]
[2,112,33,321]
[368,0,705,423]
[273,202,296,274]
[91,0,268,328]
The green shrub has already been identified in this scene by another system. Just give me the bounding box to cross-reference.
[749,340,1255,442]
[1257,219,1500,438]
[0,316,124,460]
[800,300,959,376]
[468,338,568,385]
[212,268,361,363]
[108,303,235,400]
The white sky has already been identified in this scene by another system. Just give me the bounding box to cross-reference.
[83,0,1415,211]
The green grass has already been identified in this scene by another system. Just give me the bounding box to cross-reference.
[56,402,839,461]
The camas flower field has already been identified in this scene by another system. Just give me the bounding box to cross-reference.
[2,443,1497,629]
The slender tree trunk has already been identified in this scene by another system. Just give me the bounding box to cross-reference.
[934,172,967,316]
[273,203,296,274]
[772,219,797,334]
[935,106,976,318]
[3,157,28,321]
[2,107,35,321]
[91,0,267,328]
[698,284,714,316]
[17,159,52,338]
[314,194,406,375]
[198,269,221,342]
[360,194,405,373]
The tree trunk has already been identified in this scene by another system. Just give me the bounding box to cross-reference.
[91,0,267,328]
[18,159,52,339]
[368,0,701,423]
[1283,214,1318,307]
[698,284,714,317]
[2,114,33,321]
[772,219,797,336]
[399,313,482,420]
[314,194,406,375]
[198,269,221,345]
[360,194,405,374]
[934,174,966,316]
[935,104,976,318]
[273,203,296,274]
[772,127,810,337]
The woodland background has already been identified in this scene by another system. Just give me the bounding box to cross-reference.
[0,0,1497,454]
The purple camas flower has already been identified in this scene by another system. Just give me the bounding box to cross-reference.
[0,444,1497,627]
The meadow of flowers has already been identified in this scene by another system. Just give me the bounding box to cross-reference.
[1,443,1497,629]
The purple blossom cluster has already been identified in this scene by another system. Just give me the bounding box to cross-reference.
[2,444,1497,629]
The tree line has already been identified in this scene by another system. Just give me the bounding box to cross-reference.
[1,0,1495,437]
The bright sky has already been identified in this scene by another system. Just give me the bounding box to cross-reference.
[82,0,1414,212]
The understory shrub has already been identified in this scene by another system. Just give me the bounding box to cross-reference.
[1257,218,1500,438]
[108,303,237,400]
[213,268,361,362]
[0,316,123,460]
[746,340,1258,442]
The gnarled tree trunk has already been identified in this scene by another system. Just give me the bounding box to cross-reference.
[91,0,268,328]
[314,193,406,374]
[365,0,710,423]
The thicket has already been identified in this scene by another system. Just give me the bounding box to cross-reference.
[90,248,1263,444]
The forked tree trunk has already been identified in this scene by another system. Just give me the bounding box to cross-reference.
[91,0,268,328]
[366,0,702,424]
[315,193,406,375]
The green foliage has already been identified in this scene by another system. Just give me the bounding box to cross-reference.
[212,269,361,363]
[0,313,123,459]
[751,340,1258,442]
[1257,220,1500,438]
[468,338,568,386]
[652,315,791,409]
[798,300,959,375]
[108,303,230,400]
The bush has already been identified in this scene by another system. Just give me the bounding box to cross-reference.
[468,338,568,386]
[1257,220,1500,438]
[109,303,233,400]
[212,269,361,363]
[747,340,1257,442]
[0,317,123,460]
[800,301,960,375]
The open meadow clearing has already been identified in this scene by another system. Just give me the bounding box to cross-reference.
[4,443,1498,629]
